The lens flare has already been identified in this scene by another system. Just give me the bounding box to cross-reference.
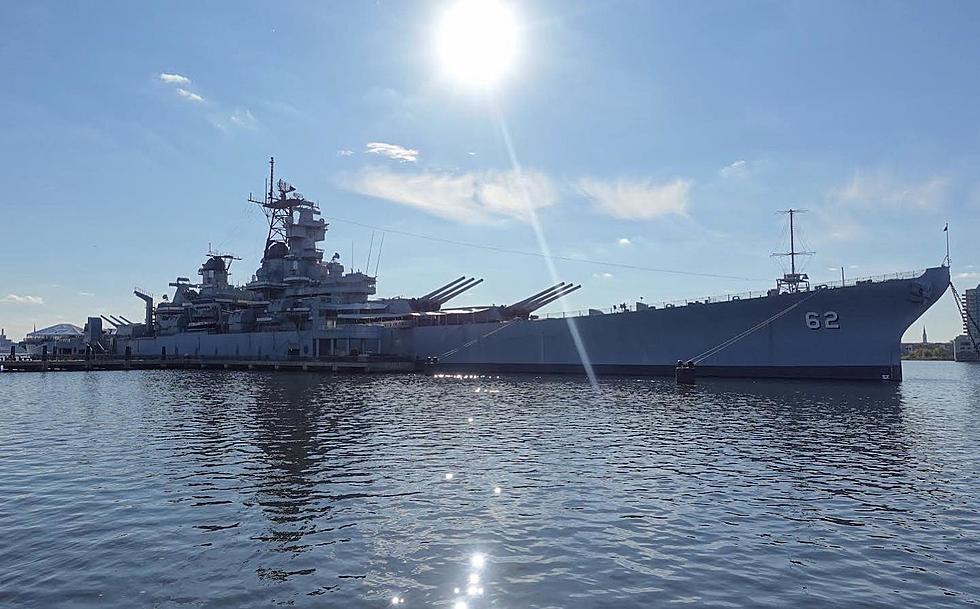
[436,0,518,87]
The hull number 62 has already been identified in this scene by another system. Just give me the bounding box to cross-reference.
[805,311,840,330]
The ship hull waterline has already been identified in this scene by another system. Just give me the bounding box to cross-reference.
[114,267,950,382]
[399,267,951,382]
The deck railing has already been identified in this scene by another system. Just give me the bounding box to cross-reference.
[535,268,928,320]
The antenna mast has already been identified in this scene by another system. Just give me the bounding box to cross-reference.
[772,209,814,293]
[789,209,796,275]
[248,156,305,261]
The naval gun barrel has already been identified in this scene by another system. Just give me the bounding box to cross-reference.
[100,315,121,328]
[433,278,484,305]
[505,283,567,314]
[507,283,566,311]
[525,283,582,312]
[118,315,136,325]
[419,276,468,301]
[108,315,128,326]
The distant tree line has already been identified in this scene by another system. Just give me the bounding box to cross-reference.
[902,344,953,360]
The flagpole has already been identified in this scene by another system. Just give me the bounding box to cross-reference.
[944,222,950,267]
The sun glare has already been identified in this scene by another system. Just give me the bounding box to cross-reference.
[436,0,519,87]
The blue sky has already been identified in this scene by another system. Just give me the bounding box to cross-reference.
[1,0,978,341]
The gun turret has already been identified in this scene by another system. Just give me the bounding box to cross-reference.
[505,283,567,313]
[412,276,482,311]
[504,283,582,317]
[433,278,484,305]
[525,283,581,312]
[419,276,468,301]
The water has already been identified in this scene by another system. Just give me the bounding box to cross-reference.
[1,362,978,608]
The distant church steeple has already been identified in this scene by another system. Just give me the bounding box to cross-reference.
[922,326,928,344]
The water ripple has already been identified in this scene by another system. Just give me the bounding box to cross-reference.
[1,362,978,607]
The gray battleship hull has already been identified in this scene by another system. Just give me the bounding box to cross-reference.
[115,267,949,381]
[396,267,950,381]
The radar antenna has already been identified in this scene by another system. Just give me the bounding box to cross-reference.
[247,156,319,261]
[772,208,814,293]
[206,243,242,272]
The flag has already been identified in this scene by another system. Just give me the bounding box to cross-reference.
[944,223,948,232]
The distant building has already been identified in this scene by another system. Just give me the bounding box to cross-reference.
[24,323,87,357]
[953,335,978,362]
[954,284,980,362]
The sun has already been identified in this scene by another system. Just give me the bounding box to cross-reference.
[436,0,519,88]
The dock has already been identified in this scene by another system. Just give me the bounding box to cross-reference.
[0,357,425,374]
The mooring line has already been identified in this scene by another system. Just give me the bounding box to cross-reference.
[438,319,522,360]
[690,290,823,365]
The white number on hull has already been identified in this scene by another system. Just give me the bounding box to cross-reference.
[805,311,840,330]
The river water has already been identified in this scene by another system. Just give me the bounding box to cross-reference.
[1,362,978,608]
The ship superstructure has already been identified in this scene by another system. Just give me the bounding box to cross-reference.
[106,159,950,380]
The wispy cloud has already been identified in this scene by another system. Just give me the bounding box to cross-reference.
[158,72,190,85]
[617,238,632,247]
[228,109,256,128]
[157,71,261,132]
[337,149,355,157]
[575,177,692,220]
[176,88,204,103]
[593,272,614,279]
[208,108,259,132]
[821,170,950,241]
[157,72,206,103]
[0,294,44,305]
[366,142,419,163]
[719,159,747,178]
[341,166,558,224]
[830,170,948,211]
[78,291,95,297]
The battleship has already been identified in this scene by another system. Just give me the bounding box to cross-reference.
[97,159,950,381]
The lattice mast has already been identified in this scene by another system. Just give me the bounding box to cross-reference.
[248,157,292,260]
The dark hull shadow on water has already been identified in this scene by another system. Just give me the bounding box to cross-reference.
[0,362,977,608]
